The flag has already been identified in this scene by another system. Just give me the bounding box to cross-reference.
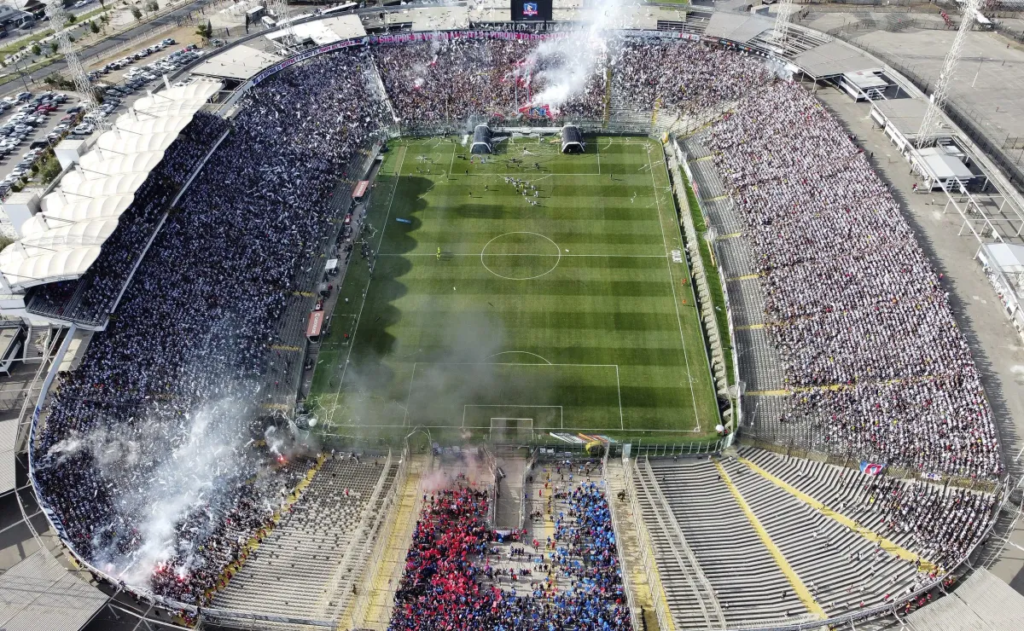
[519,104,552,119]
[860,461,885,476]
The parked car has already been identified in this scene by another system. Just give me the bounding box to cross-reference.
[15,92,31,102]
[163,38,176,46]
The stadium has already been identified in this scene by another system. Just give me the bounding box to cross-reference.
[0,0,1022,630]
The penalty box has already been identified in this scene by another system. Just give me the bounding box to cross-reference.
[404,362,624,431]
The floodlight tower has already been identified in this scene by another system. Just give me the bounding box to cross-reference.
[45,1,96,110]
[771,0,795,43]
[270,0,297,46]
[917,0,983,147]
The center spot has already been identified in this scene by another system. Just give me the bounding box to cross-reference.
[480,232,561,281]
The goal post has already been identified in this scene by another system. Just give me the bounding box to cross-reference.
[489,417,534,441]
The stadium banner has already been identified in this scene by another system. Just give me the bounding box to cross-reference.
[920,472,943,481]
[512,0,552,22]
[859,461,885,476]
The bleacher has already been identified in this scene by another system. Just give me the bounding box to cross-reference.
[211,454,398,623]
[635,456,808,628]
[632,450,997,628]
[718,456,921,614]
[25,115,231,329]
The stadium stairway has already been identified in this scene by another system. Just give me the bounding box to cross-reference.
[605,458,663,631]
[345,453,430,631]
[636,456,814,629]
[211,454,397,625]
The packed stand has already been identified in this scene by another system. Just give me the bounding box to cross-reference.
[34,49,389,605]
[612,41,772,115]
[704,80,999,478]
[27,112,229,324]
[390,477,630,631]
[373,38,604,129]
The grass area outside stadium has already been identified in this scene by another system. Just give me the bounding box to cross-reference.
[307,134,722,445]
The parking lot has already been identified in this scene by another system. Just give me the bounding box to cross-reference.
[0,37,204,202]
[0,90,82,199]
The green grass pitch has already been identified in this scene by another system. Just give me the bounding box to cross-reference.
[308,134,720,443]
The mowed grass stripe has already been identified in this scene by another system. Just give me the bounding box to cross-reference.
[310,136,719,437]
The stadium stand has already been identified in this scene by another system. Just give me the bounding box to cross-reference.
[632,450,997,628]
[12,25,1009,629]
[634,456,811,628]
[26,113,231,327]
[211,454,397,623]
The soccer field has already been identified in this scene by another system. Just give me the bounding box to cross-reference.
[308,134,720,442]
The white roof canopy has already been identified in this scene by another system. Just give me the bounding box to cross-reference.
[0,78,223,290]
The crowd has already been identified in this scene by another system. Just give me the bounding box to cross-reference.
[22,33,1003,616]
[34,49,389,603]
[389,478,630,631]
[373,39,603,129]
[612,40,772,116]
[705,81,1000,478]
[864,477,995,570]
[30,112,229,324]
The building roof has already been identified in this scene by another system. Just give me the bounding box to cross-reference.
[0,418,15,495]
[980,243,1024,275]
[0,79,222,291]
[917,147,973,180]
[73,151,167,180]
[872,99,949,140]
[905,568,1024,631]
[792,41,878,78]
[192,44,284,81]
[35,195,136,225]
[0,244,102,289]
[0,550,107,631]
[408,6,470,31]
[266,13,367,46]
[704,12,773,44]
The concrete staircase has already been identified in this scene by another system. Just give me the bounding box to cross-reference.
[606,458,661,631]
[350,453,430,631]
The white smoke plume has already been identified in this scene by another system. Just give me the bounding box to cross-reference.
[524,0,637,110]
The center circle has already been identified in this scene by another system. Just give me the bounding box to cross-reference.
[480,232,562,281]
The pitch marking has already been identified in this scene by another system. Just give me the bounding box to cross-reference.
[480,232,562,280]
[486,351,553,365]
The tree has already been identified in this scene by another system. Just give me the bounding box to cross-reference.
[67,14,77,25]
[196,19,213,42]
[131,7,142,20]
[89,21,100,34]
[31,44,41,56]
[146,0,158,11]
[50,41,59,55]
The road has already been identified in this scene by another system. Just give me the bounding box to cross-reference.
[0,0,218,99]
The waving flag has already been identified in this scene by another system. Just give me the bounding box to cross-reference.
[860,461,885,476]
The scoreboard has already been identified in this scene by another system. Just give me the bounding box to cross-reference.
[512,0,552,21]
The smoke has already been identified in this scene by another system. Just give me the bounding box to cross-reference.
[524,0,637,110]
[45,395,260,586]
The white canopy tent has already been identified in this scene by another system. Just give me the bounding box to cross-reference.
[73,151,166,181]
[0,78,223,290]
[0,245,103,289]
[37,195,136,226]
